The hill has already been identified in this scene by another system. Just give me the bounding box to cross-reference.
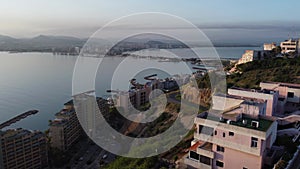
[227,57,300,89]
[0,35,86,52]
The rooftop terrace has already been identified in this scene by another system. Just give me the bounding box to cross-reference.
[198,112,274,132]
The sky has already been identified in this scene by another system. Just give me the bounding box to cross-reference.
[1,0,300,39]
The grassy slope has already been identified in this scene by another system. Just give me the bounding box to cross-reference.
[227,57,300,89]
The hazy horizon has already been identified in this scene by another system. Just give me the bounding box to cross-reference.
[1,22,298,46]
[1,0,300,40]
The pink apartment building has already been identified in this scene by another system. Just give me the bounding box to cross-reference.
[184,93,281,169]
[228,87,279,117]
[184,111,278,169]
[260,82,300,114]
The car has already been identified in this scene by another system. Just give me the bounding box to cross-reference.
[102,154,108,159]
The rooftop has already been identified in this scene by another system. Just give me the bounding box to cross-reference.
[212,94,266,113]
[55,108,75,117]
[226,94,266,104]
[262,81,300,89]
[198,112,274,132]
[64,99,73,106]
[282,39,298,43]
[50,118,68,126]
[230,87,277,95]
[212,95,244,112]
[1,128,43,139]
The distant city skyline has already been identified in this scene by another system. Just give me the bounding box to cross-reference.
[1,0,300,40]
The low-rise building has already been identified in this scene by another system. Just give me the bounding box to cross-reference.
[237,50,264,65]
[260,82,300,104]
[0,128,48,169]
[264,43,276,51]
[260,82,300,114]
[228,87,279,116]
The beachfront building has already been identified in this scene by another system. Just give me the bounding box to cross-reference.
[114,78,162,111]
[264,43,276,51]
[0,128,48,169]
[228,87,279,117]
[72,91,110,138]
[114,74,191,111]
[237,50,264,65]
[114,86,152,112]
[280,39,300,54]
[49,100,83,151]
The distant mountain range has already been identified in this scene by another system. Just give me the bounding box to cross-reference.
[0,34,261,53]
[0,35,86,52]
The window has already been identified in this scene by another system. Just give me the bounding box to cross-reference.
[223,132,226,137]
[288,92,294,98]
[251,137,258,148]
[189,151,199,160]
[216,161,224,168]
[229,131,234,136]
[243,167,248,169]
[217,145,225,152]
[200,155,211,165]
[215,130,217,135]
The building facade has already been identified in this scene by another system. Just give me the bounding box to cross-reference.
[0,128,48,169]
[264,43,276,51]
[184,111,277,169]
[260,82,300,114]
[212,95,267,117]
[114,79,162,111]
[49,100,83,151]
[280,39,299,54]
[260,82,300,104]
[228,88,279,117]
[237,50,264,65]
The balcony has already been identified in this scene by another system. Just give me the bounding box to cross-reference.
[184,156,212,169]
[194,133,261,156]
[197,142,214,158]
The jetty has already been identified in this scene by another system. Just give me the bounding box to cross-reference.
[0,110,39,129]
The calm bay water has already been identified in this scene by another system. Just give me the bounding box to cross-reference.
[0,46,259,131]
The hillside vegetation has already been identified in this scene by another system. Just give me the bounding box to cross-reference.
[227,57,300,89]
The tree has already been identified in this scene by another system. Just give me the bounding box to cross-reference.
[274,46,282,54]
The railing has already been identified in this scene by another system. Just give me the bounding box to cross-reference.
[194,133,261,156]
[184,157,211,169]
[197,143,214,158]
